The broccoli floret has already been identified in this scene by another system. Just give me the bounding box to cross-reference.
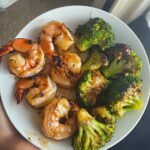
[76,70,109,108]
[72,109,115,150]
[82,49,108,72]
[98,74,142,118]
[110,98,142,118]
[91,106,116,124]
[101,43,142,78]
[75,17,115,52]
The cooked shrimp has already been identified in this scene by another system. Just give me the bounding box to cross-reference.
[0,38,45,77]
[50,52,82,88]
[40,21,74,58]
[41,98,79,140]
[15,75,57,108]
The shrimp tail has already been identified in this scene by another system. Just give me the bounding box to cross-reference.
[0,45,14,57]
[15,88,24,104]
[0,38,34,57]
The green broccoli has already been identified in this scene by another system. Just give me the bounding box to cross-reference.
[76,70,109,108]
[109,97,142,118]
[82,49,108,72]
[75,17,115,52]
[98,74,142,118]
[72,109,115,150]
[101,43,142,78]
[91,106,116,124]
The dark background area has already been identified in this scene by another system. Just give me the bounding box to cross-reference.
[0,0,150,150]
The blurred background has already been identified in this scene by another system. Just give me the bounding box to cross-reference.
[0,0,150,150]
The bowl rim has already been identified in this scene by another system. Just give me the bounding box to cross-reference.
[1,5,150,150]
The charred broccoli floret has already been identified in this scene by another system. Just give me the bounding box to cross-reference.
[98,74,142,118]
[110,97,142,118]
[82,49,108,72]
[92,106,116,124]
[76,70,109,108]
[72,109,115,150]
[75,17,115,52]
[101,43,142,78]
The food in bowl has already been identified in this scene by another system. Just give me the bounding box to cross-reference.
[0,17,143,150]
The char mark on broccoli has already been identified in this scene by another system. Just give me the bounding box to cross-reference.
[101,43,142,78]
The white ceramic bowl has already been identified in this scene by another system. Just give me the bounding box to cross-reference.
[0,6,150,150]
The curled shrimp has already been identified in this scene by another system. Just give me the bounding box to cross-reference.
[15,75,57,108]
[50,52,82,88]
[41,98,79,140]
[40,21,74,58]
[0,38,45,77]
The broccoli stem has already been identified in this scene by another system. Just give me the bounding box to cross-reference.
[72,109,115,150]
